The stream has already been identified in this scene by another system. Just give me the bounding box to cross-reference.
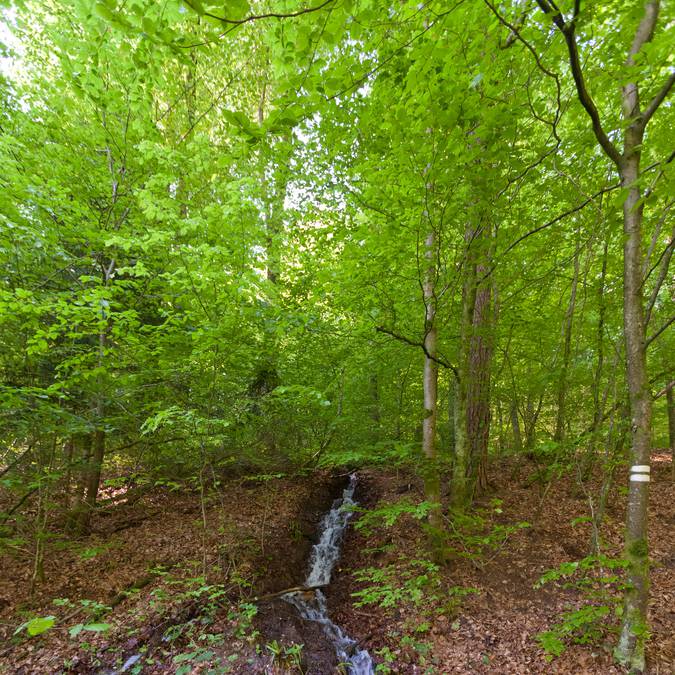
[108,475,372,675]
[283,474,374,674]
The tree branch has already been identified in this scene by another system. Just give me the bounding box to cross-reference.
[484,0,561,143]
[500,182,621,259]
[641,70,675,127]
[535,0,622,166]
[644,224,674,326]
[252,584,327,603]
[375,326,459,378]
[646,314,674,348]
[653,380,674,400]
[0,446,32,478]
[186,0,335,26]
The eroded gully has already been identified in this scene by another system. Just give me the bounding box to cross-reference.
[283,474,374,674]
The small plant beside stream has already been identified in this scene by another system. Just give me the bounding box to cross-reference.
[535,554,629,660]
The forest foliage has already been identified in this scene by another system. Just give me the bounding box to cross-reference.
[0,0,673,671]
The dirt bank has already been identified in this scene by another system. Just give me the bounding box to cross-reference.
[0,471,346,673]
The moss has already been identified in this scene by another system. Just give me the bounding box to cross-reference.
[628,538,648,559]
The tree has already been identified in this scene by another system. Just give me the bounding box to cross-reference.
[528,1,673,668]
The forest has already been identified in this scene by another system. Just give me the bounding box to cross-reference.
[0,0,673,673]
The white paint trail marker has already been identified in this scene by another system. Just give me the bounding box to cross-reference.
[630,465,650,482]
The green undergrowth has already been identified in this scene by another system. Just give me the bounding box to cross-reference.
[318,441,419,470]
[535,554,629,660]
[351,554,478,673]
[443,499,531,561]
[349,498,503,672]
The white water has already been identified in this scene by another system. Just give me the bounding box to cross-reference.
[284,475,374,674]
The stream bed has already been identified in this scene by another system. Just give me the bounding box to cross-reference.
[283,475,373,674]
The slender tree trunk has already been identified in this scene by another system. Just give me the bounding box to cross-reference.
[510,399,523,452]
[578,244,612,485]
[30,436,55,595]
[451,238,474,507]
[422,230,442,531]
[617,161,652,661]
[511,3,670,663]
[667,386,675,482]
[496,399,504,455]
[62,436,74,509]
[590,402,627,555]
[370,372,381,439]
[251,75,286,455]
[66,433,91,534]
[593,236,609,428]
[616,30,655,670]
[447,379,456,453]
[524,393,541,452]
[554,241,580,442]
[83,428,105,512]
[452,220,494,502]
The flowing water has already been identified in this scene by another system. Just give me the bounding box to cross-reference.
[107,476,372,675]
[283,475,374,674]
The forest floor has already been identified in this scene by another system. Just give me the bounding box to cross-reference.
[0,454,672,674]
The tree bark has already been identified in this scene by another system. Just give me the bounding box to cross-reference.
[66,433,91,534]
[466,249,493,493]
[510,399,523,452]
[62,437,74,509]
[451,234,474,507]
[614,4,662,663]
[524,393,541,452]
[422,230,442,530]
[554,240,580,442]
[452,220,494,504]
[667,386,675,481]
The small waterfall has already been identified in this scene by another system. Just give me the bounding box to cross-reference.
[284,475,374,674]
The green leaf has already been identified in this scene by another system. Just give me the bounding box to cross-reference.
[187,0,205,14]
[26,616,56,636]
[224,0,250,20]
[93,3,116,22]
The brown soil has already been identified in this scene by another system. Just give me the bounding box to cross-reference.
[0,472,345,674]
[329,453,674,674]
[0,455,672,674]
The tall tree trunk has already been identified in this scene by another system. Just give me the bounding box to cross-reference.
[62,436,74,509]
[466,247,493,494]
[554,241,580,443]
[533,2,671,666]
[589,407,628,555]
[422,230,442,531]
[592,234,609,430]
[83,428,105,513]
[617,141,652,660]
[66,433,92,534]
[579,236,611,480]
[510,399,523,452]
[451,234,474,508]
[250,73,286,455]
[447,380,456,453]
[524,393,541,452]
[370,372,381,439]
[615,11,659,665]
[452,221,494,504]
[395,365,410,441]
[612,4,669,665]
[667,386,675,482]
